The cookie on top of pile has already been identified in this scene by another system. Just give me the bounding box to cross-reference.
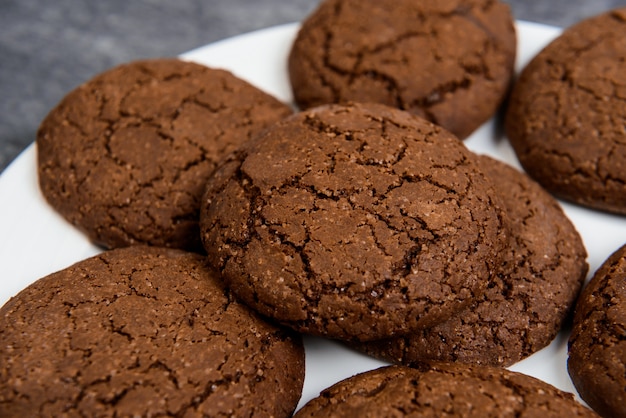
[200,101,510,342]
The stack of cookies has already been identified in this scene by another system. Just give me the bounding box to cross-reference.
[198,101,588,371]
[2,0,626,416]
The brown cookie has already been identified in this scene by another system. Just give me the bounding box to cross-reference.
[505,8,626,215]
[568,243,626,418]
[288,0,517,139]
[37,58,292,251]
[294,363,598,417]
[200,102,508,342]
[0,246,305,417]
[353,155,588,367]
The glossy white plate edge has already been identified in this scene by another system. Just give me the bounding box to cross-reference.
[1,21,625,411]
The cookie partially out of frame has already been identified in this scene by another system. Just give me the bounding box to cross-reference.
[288,0,517,139]
[568,243,626,418]
[37,58,292,251]
[0,246,305,417]
[200,102,508,342]
[353,155,588,367]
[505,8,626,214]
[294,364,598,417]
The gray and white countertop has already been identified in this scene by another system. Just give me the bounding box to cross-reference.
[2,0,626,174]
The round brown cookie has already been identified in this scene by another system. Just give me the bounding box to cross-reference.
[288,0,517,139]
[568,243,626,418]
[200,102,508,342]
[505,8,626,215]
[0,246,305,417]
[37,58,292,251]
[294,363,598,417]
[352,155,588,367]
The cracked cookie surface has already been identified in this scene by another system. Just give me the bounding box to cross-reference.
[353,155,588,367]
[294,364,598,417]
[505,8,626,215]
[288,0,516,139]
[37,59,292,251]
[568,243,626,418]
[199,102,507,342]
[0,246,305,417]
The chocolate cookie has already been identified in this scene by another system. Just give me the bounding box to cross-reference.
[294,363,598,417]
[353,155,588,367]
[505,8,626,214]
[288,0,517,139]
[200,102,508,342]
[37,58,292,251]
[568,243,626,418]
[0,246,305,417]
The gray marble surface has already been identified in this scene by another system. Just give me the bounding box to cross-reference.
[1,0,626,174]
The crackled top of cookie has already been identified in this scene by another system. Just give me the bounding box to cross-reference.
[294,364,599,417]
[568,243,626,418]
[200,102,507,342]
[505,8,626,214]
[288,0,516,139]
[354,155,588,367]
[37,59,292,251]
[0,246,305,417]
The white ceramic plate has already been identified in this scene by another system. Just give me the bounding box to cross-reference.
[1,21,625,411]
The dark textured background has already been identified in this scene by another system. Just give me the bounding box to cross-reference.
[2,0,626,173]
